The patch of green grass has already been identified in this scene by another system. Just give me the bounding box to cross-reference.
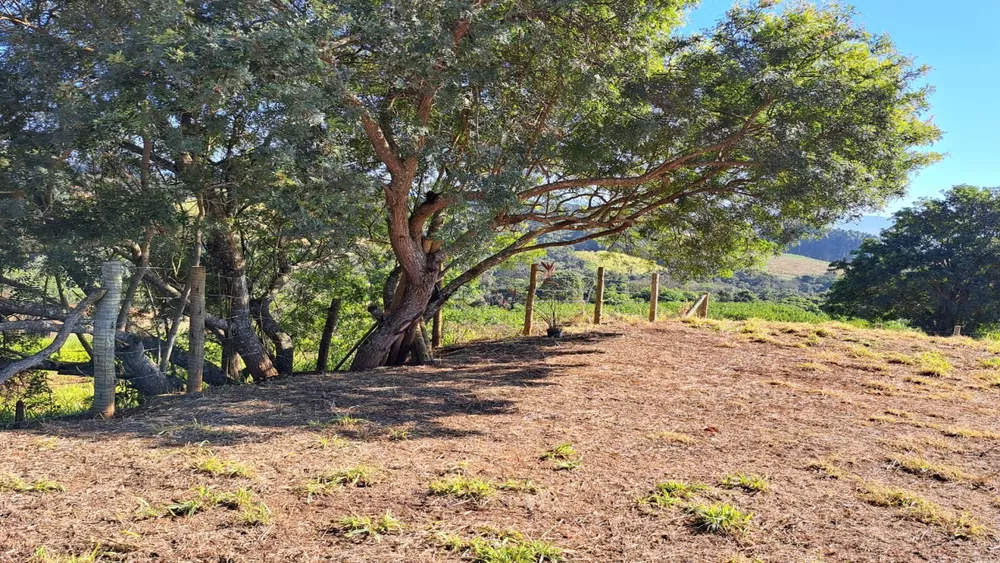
[915,352,953,377]
[0,474,64,493]
[297,465,380,500]
[164,499,203,518]
[686,502,752,535]
[886,353,916,365]
[29,545,105,563]
[887,454,976,482]
[540,443,577,461]
[642,480,709,507]
[308,414,369,429]
[978,357,1000,369]
[334,512,402,541]
[720,473,769,493]
[133,497,161,520]
[387,427,412,441]
[439,530,564,563]
[849,345,879,360]
[497,479,539,493]
[310,433,349,449]
[541,442,582,470]
[858,480,987,539]
[429,475,496,499]
[192,453,252,478]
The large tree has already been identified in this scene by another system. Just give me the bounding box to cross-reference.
[825,186,1000,334]
[324,1,940,369]
[0,0,376,381]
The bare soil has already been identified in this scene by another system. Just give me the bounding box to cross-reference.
[3,319,1000,562]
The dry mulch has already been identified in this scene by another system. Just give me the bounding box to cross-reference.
[2,320,1000,562]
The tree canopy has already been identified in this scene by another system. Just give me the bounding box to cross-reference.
[825,186,1000,334]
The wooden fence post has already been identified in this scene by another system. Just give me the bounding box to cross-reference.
[697,292,709,318]
[523,264,539,336]
[432,308,443,349]
[186,266,206,393]
[954,325,962,337]
[594,266,605,324]
[649,272,659,322]
[14,399,25,429]
[90,261,123,419]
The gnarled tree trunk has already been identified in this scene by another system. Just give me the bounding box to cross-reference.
[351,272,437,371]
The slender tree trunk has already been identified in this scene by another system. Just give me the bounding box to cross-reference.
[206,227,278,381]
[250,296,294,376]
[316,298,341,372]
[118,341,181,396]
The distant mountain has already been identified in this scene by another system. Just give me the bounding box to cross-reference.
[835,215,893,235]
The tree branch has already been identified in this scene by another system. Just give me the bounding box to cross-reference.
[0,290,104,385]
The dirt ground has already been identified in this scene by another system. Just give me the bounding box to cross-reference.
[2,319,1000,562]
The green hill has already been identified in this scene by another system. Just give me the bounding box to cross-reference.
[766,253,833,278]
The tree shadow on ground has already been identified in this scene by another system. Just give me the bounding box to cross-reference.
[12,330,622,447]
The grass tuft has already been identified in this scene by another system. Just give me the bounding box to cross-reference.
[720,473,769,493]
[439,530,564,563]
[686,502,752,535]
[642,480,709,507]
[0,474,64,493]
[915,352,953,377]
[335,512,402,541]
[429,475,496,500]
[296,465,380,500]
[192,453,253,479]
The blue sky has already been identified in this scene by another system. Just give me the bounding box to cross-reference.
[684,0,1000,216]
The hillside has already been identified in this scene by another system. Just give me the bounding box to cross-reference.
[3,320,1000,561]
[765,253,833,277]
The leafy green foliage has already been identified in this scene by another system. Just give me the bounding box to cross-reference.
[826,186,1000,334]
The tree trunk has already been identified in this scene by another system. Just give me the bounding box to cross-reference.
[250,296,294,376]
[316,298,341,372]
[350,275,436,371]
[206,227,278,382]
[118,341,182,396]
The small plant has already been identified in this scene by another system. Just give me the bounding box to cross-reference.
[332,414,367,428]
[642,480,708,507]
[849,345,879,359]
[134,497,161,520]
[298,464,380,499]
[915,352,953,377]
[553,459,583,471]
[335,512,402,540]
[311,434,349,449]
[721,473,769,493]
[0,474,64,493]
[440,530,564,563]
[429,475,496,499]
[192,454,252,478]
[687,502,752,535]
[498,479,539,493]
[540,442,577,461]
[33,437,59,450]
[165,499,203,518]
[238,501,273,527]
[387,427,412,441]
[29,546,105,563]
